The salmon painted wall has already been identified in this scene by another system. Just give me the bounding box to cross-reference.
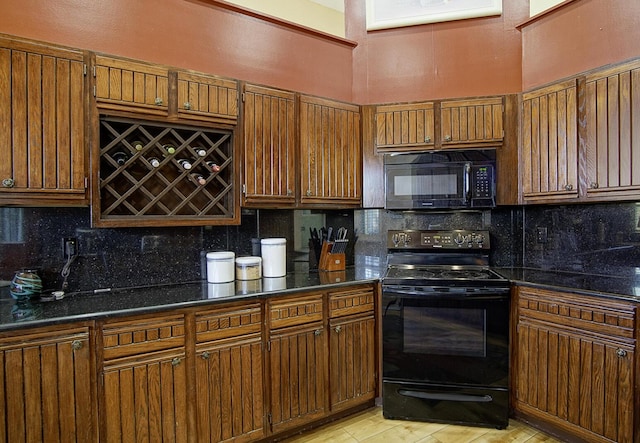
[0,0,354,101]
[346,0,528,105]
[520,0,640,91]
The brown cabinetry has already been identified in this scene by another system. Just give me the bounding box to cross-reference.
[374,101,435,152]
[0,34,88,205]
[99,314,188,443]
[177,71,238,124]
[194,303,265,442]
[440,97,504,147]
[94,54,170,116]
[0,324,95,442]
[521,79,579,202]
[327,286,376,412]
[267,293,327,434]
[299,95,361,206]
[585,58,640,200]
[513,286,636,443]
[242,84,296,207]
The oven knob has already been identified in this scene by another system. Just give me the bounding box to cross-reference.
[392,233,400,246]
[454,233,466,245]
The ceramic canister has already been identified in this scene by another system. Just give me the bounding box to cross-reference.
[206,251,235,283]
[260,238,286,277]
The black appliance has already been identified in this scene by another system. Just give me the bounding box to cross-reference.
[382,229,510,429]
[384,150,496,210]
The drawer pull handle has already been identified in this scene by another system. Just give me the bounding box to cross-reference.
[616,348,627,358]
[2,178,15,188]
[314,329,321,336]
[71,340,83,351]
[334,326,342,333]
[171,357,181,366]
[201,351,210,360]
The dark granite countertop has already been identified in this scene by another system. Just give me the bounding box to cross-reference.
[0,267,381,332]
[497,267,640,303]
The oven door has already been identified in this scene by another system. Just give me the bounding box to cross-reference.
[382,287,509,388]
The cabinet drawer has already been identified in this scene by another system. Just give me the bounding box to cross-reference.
[177,71,238,123]
[102,314,185,361]
[195,303,262,343]
[517,287,635,340]
[269,294,324,329]
[328,286,374,318]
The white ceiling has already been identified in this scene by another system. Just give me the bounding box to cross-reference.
[309,0,344,12]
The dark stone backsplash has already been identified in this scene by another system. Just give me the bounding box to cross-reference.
[1,201,639,294]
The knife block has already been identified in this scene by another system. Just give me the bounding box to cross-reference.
[318,241,345,272]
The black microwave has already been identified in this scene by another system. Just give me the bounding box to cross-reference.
[384,150,496,210]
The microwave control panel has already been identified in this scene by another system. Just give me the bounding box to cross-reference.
[471,165,494,199]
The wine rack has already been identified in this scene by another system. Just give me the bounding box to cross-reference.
[95,117,238,226]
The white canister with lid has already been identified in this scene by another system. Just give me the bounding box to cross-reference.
[261,238,286,277]
[235,256,262,280]
[206,251,235,283]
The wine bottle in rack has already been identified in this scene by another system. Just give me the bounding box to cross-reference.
[149,157,161,168]
[177,159,193,170]
[163,144,176,155]
[113,152,129,166]
[204,161,221,173]
[190,173,207,186]
[132,140,145,151]
[195,148,207,157]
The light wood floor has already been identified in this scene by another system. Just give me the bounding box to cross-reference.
[281,407,563,443]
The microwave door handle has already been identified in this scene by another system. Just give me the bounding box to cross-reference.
[464,163,471,204]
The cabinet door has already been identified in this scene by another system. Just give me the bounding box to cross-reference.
[0,35,87,205]
[268,322,327,435]
[194,304,264,442]
[521,79,578,202]
[102,349,188,443]
[440,97,504,147]
[329,314,376,412]
[514,287,636,443]
[177,71,238,124]
[374,102,435,151]
[585,59,640,200]
[299,95,361,206]
[94,54,169,116]
[0,325,94,442]
[242,84,296,207]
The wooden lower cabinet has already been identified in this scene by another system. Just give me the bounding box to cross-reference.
[267,294,328,434]
[194,304,264,442]
[0,323,95,442]
[513,286,637,443]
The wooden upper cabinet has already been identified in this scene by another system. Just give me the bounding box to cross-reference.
[0,324,95,442]
[94,54,169,115]
[521,79,579,202]
[299,95,361,206]
[440,97,504,147]
[374,101,435,151]
[242,84,296,207]
[585,59,640,200]
[177,71,238,124]
[0,34,88,205]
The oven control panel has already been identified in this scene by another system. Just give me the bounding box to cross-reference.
[388,230,490,249]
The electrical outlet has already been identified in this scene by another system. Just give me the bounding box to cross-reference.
[536,227,548,244]
[63,237,78,259]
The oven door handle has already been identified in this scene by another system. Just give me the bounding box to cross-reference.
[398,389,493,403]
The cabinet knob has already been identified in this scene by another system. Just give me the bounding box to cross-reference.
[616,348,627,358]
[334,326,342,333]
[155,97,164,106]
[71,340,83,351]
[425,136,432,143]
[564,184,574,191]
[201,351,210,360]
[306,190,312,196]
[590,182,599,189]
[183,102,191,110]
[444,135,452,142]
[287,189,293,196]
[2,178,15,188]
[314,329,321,336]
[171,357,181,366]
